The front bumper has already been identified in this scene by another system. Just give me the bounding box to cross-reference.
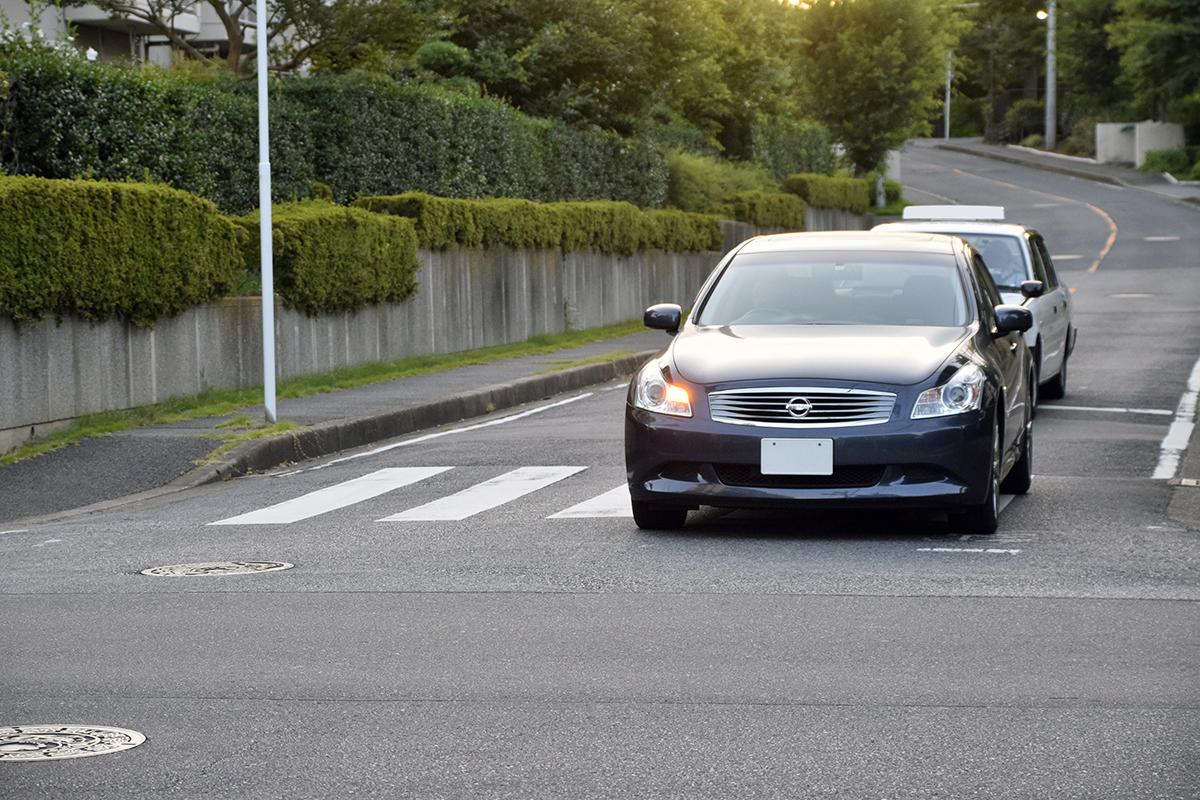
[625,404,993,511]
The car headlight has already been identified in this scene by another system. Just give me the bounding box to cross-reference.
[633,363,692,418]
[911,363,985,419]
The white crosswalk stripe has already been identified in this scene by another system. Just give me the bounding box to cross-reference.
[379,466,587,522]
[548,484,632,518]
[210,467,453,525]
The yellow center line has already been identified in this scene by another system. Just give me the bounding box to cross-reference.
[951,167,1118,274]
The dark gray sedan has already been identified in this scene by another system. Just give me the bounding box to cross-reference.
[625,232,1034,534]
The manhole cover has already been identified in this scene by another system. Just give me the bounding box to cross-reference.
[139,561,294,577]
[0,725,146,761]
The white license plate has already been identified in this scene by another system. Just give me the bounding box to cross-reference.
[761,438,833,475]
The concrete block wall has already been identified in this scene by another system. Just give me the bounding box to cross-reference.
[0,212,865,453]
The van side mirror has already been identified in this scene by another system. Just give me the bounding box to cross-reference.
[644,303,682,333]
[1020,280,1044,298]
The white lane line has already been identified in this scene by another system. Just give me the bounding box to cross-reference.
[1031,203,1061,208]
[549,485,632,518]
[1144,236,1181,242]
[998,495,1015,513]
[1108,293,1155,299]
[0,529,30,535]
[917,547,1021,555]
[211,467,452,525]
[31,539,63,548]
[1153,354,1200,480]
[381,466,587,522]
[1039,404,1173,417]
[280,392,594,475]
[1051,254,1083,261]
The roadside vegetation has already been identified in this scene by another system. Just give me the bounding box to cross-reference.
[944,0,1198,156]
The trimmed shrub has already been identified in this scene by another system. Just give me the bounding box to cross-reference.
[235,202,420,315]
[357,192,723,254]
[0,176,242,325]
[783,173,872,215]
[726,191,807,230]
[665,150,776,215]
[1141,148,1192,176]
[0,46,668,212]
[1002,99,1045,144]
[750,117,834,183]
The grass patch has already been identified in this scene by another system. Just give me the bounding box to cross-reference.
[215,415,254,430]
[0,319,649,466]
[199,421,304,464]
[536,349,636,374]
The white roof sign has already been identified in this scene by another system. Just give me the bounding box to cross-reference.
[902,205,1006,222]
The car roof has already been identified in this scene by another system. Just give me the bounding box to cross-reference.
[737,231,962,256]
[873,220,1033,237]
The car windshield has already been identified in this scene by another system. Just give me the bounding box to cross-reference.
[952,233,1028,289]
[697,250,970,327]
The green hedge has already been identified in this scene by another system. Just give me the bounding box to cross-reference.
[0,45,668,213]
[236,202,419,315]
[0,176,241,325]
[726,191,807,230]
[664,150,776,215]
[355,193,723,255]
[783,173,872,215]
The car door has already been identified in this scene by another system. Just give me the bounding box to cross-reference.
[971,253,1026,463]
[1030,233,1069,376]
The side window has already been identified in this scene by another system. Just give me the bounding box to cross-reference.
[1026,234,1049,285]
[972,254,1002,326]
[1033,236,1061,290]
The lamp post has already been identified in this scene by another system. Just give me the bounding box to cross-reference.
[1039,1,1057,149]
[944,50,953,140]
[255,0,277,424]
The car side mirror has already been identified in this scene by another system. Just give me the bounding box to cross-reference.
[644,303,682,334]
[994,304,1033,335]
[1020,280,1044,299]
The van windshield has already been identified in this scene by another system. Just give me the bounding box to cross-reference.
[697,250,970,327]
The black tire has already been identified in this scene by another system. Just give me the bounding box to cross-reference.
[632,500,688,530]
[1041,335,1069,400]
[1001,379,1033,495]
[951,416,1000,535]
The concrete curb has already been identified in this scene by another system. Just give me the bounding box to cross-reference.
[10,350,657,527]
[936,143,1126,186]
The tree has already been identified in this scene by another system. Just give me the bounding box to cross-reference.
[50,0,439,74]
[1107,0,1200,129]
[799,0,953,172]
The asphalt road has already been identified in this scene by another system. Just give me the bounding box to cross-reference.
[2,142,1198,799]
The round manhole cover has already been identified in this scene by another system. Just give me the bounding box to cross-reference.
[139,561,294,577]
[0,725,146,761]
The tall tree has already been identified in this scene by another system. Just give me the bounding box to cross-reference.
[799,0,953,172]
[1107,0,1200,128]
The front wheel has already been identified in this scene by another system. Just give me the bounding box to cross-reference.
[632,500,688,530]
[951,417,1000,535]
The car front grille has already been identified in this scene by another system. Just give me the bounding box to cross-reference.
[708,387,896,428]
[714,463,886,489]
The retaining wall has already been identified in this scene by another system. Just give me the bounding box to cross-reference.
[0,213,866,453]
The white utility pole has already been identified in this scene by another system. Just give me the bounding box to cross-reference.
[255,0,277,424]
[944,50,953,140]
[1044,0,1057,149]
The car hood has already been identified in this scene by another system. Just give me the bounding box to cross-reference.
[671,325,971,387]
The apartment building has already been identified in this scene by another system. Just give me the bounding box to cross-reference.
[0,0,254,66]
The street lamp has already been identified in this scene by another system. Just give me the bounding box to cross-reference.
[1039,1,1057,149]
[255,0,277,424]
